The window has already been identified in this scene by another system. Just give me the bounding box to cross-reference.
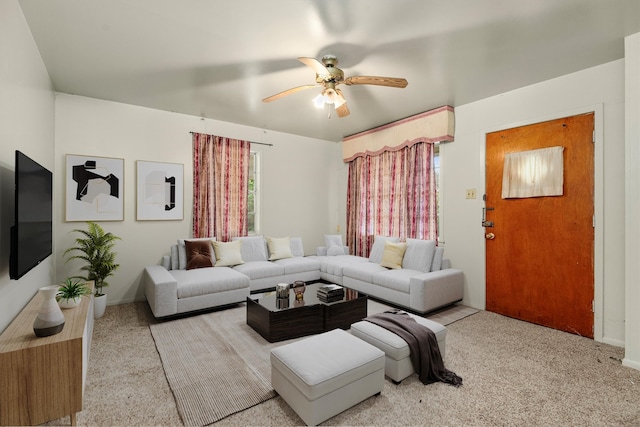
[433,145,441,240]
[247,151,259,233]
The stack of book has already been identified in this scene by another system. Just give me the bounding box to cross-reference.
[317,284,345,303]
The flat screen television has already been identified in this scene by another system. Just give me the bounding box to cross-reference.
[9,150,53,280]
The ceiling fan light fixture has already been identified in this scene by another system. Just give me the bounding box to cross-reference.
[312,93,325,108]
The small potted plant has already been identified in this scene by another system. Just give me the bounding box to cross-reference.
[56,278,92,309]
[64,222,120,319]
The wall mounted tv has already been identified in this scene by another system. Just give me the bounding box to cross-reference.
[9,150,53,280]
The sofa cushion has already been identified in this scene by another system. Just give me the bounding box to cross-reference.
[213,240,245,267]
[372,269,423,293]
[431,246,444,271]
[368,236,400,264]
[267,236,293,261]
[273,257,320,275]
[171,267,249,299]
[317,255,369,276]
[380,241,407,269]
[327,245,346,256]
[232,235,268,262]
[324,234,343,247]
[290,237,304,257]
[343,262,388,283]
[402,239,436,273]
[233,260,284,280]
[185,239,214,270]
[177,237,216,270]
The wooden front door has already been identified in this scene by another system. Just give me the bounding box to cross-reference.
[485,113,594,338]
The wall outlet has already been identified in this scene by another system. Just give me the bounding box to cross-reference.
[466,188,477,199]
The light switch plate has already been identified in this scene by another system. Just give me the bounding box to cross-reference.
[466,188,477,199]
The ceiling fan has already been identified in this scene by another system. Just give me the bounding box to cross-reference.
[262,55,408,118]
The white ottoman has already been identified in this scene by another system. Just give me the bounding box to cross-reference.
[271,329,385,426]
[350,313,447,383]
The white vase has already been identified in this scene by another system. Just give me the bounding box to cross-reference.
[94,294,107,319]
[33,285,66,337]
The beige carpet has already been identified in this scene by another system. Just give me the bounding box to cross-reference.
[44,301,640,426]
[149,300,476,426]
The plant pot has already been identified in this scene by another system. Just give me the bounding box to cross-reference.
[94,294,107,319]
[58,296,82,309]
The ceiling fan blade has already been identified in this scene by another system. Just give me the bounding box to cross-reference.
[298,57,331,79]
[344,76,408,88]
[262,84,318,103]
[335,102,350,118]
[334,89,349,117]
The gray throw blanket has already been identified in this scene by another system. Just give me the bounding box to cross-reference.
[364,309,463,387]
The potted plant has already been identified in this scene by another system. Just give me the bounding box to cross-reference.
[64,221,121,319]
[56,277,92,309]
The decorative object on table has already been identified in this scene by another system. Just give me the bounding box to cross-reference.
[136,160,184,220]
[56,277,92,309]
[65,154,124,222]
[276,298,290,309]
[64,221,120,319]
[33,285,66,337]
[317,283,345,303]
[275,283,290,299]
[292,281,306,301]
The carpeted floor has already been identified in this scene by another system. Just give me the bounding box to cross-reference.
[45,301,640,426]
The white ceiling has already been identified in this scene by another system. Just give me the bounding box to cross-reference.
[18,0,640,142]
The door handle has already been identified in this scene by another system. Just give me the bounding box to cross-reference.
[485,232,495,240]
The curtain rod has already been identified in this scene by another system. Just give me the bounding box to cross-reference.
[188,131,273,147]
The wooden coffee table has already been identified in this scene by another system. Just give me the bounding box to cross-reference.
[246,282,367,342]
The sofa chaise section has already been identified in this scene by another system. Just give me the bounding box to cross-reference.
[313,236,464,314]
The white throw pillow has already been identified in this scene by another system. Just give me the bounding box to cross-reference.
[402,238,436,273]
[380,241,407,269]
[213,240,244,267]
[231,235,267,262]
[327,245,346,256]
[431,246,445,271]
[267,236,293,261]
[324,234,343,247]
[289,237,304,257]
[368,236,400,264]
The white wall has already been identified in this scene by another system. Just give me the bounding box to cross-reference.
[54,94,338,306]
[437,60,626,346]
[624,33,640,370]
[0,0,55,332]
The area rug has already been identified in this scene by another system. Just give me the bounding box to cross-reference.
[149,301,477,426]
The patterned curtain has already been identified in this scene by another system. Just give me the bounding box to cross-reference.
[346,142,436,257]
[192,133,250,241]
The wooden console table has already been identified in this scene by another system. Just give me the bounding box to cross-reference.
[0,284,94,426]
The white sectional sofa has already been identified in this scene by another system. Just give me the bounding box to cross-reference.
[144,234,463,318]
[310,235,464,314]
[144,235,320,318]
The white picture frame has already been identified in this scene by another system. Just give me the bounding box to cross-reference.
[136,160,184,221]
[65,154,124,222]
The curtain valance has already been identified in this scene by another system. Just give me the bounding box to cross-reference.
[342,105,454,162]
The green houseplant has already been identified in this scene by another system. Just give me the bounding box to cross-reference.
[64,222,121,318]
[56,277,92,309]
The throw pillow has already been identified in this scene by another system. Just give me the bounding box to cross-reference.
[185,240,214,270]
[324,234,343,248]
[289,237,304,257]
[402,238,436,273]
[368,235,401,264]
[177,237,216,270]
[431,246,445,271]
[267,236,293,261]
[231,235,268,262]
[327,245,346,256]
[213,240,244,267]
[380,241,407,269]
